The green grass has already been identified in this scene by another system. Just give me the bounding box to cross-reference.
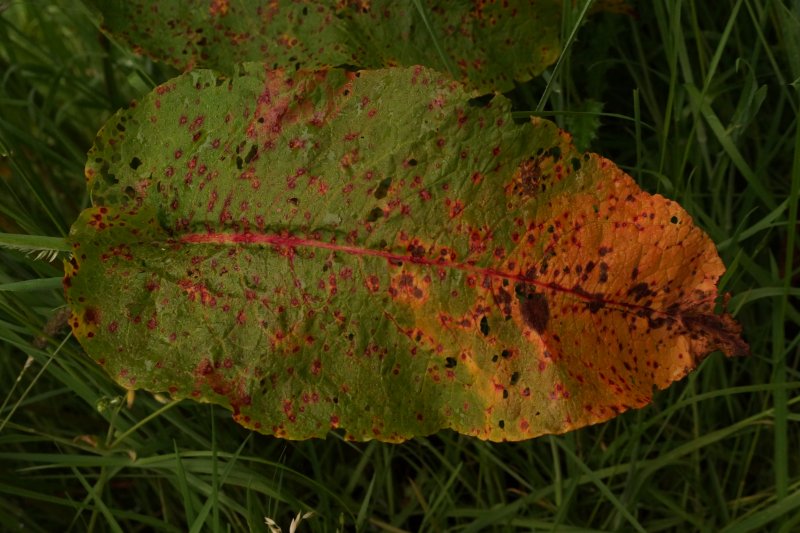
[0,0,797,531]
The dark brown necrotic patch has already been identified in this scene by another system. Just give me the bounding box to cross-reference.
[681,312,749,357]
[627,282,653,302]
[520,293,549,333]
[83,307,100,325]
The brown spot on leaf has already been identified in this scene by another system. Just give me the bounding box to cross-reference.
[520,293,549,333]
[84,307,100,325]
[511,156,543,196]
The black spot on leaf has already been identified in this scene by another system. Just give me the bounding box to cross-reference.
[587,300,605,313]
[628,282,653,302]
[244,144,258,164]
[366,207,383,222]
[373,177,392,199]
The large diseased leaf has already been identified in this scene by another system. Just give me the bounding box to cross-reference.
[65,64,746,442]
[86,0,560,92]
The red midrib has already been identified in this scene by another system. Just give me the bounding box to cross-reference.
[180,231,649,312]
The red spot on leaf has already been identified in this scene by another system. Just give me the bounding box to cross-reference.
[449,199,464,218]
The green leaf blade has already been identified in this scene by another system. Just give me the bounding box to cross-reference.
[85,0,561,92]
[65,65,746,441]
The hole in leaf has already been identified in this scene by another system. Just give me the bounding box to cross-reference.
[366,207,383,222]
[129,157,142,170]
[467,94,493,107]
[479,316,489,336]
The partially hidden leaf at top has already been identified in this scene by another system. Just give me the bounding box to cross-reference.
[84,0,561,92]
[65,64,747,442]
